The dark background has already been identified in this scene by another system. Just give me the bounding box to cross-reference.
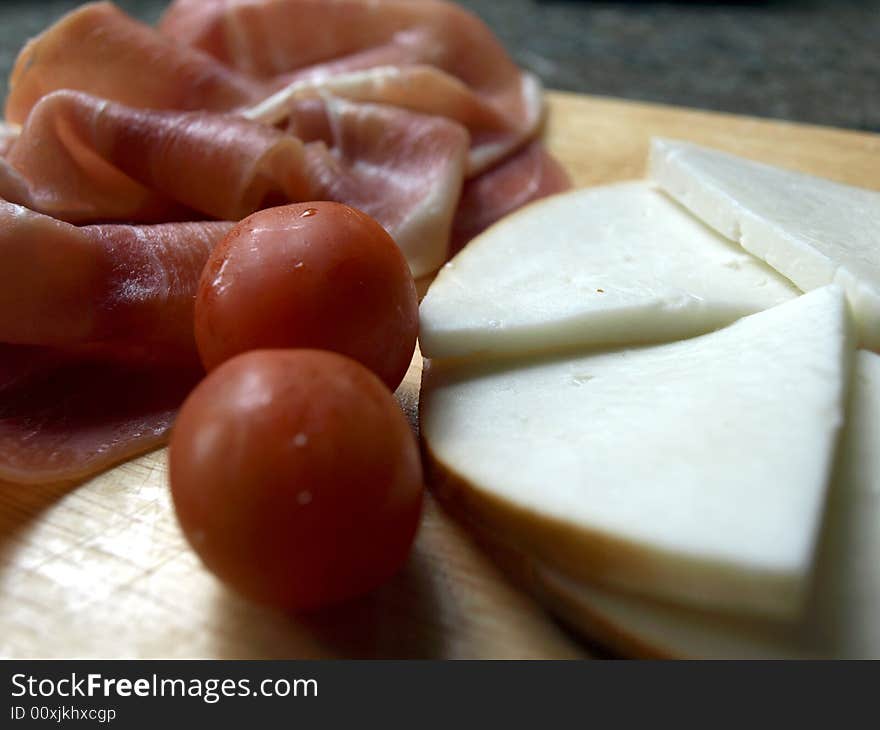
[0,0,877,132]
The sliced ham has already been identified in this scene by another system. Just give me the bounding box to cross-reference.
[159,0,531,96]
[0,200,231,355]
[2,89,469,274]
[7,2,542,176]
[244,64,537,175]
[451,141,572,255]
[5,0,545,209]
[0,202,232,485]
[159,0,409,74]
[0,343,203,485]
[4,2,262,125]
[286,97,469,276]
[3,90,310,223]
[160,0,544,173]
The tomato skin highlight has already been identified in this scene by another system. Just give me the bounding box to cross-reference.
[169,349,424,611]
[195,202,419,391]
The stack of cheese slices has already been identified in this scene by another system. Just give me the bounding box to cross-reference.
[418,139,880,658]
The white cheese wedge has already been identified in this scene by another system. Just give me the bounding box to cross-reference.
[650,138,880,349]
[421,286,853,620]
[419,181,798,360]
[535,351,880,658]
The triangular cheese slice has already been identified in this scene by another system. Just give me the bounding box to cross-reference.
[419,181,798,359]
[421,286,853,619]
[535,350,880,658]
[650,138,880,349]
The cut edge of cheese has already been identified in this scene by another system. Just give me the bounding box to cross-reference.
[533,350,880,659]
[419,180,799,361]
[650,137,880,350]
[420,285,854,621]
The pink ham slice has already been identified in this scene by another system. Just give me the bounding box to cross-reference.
[2,90,469,275]
[5,1,546,222]
[0,201,231,354]
[158,0,537,113]
[159,0,440,75]
[4,2,263,125]
[285,97,469,276]
[244,64,537,176]
[0,342,203,485]
[8,2,542,176]
[450,141,573,255]
[160,0,544,173]
[0,203,232,485]
[2,90,310,223]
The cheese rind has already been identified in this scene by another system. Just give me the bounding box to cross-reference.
[536,351,880,659]
[421,286,854,619]
[419,181,798,360]
[650,138,880,349]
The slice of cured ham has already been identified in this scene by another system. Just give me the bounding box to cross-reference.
[158,0,537,105]
[285,97,469,276]
[3,90,310,223]
[7,2,542,177]
[0,204,231,485]
[450,140,572,256]
[244,64,540,176]
[2,90,470,275]
[160,0,483,77]
[0,201,231,355]
[3,1,549,271]
[160,0,544,173]
[0,343,203,486]
[4,2,263,125]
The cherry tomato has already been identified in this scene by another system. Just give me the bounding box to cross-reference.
[169,349,424,611]
[195,202,418,391]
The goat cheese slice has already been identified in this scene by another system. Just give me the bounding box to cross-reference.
[419,181,798,360]
[421,286,853,619]
[650,138,880,349]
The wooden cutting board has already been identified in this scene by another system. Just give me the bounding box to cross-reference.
[2,92,879,659]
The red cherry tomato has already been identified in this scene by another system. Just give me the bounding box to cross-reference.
[195,202,418,391]
[169,349,424,611]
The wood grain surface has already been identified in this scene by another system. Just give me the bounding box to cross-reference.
[2,92,879,659]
